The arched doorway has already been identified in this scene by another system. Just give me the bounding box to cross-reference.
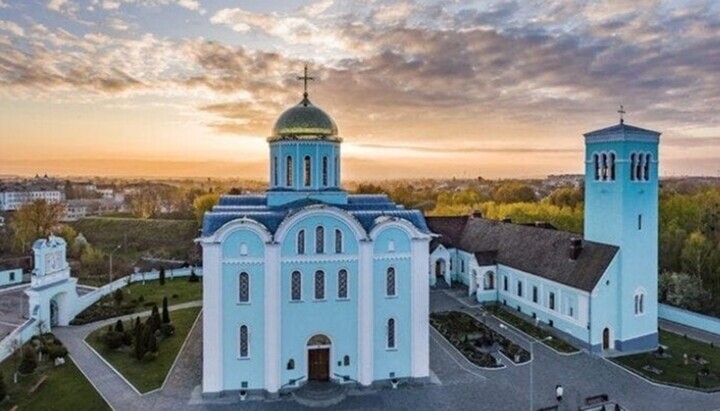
[602,327,610,350]
[434,259,445,280]
[49,299,59,326]
[307,334,331,382]
[484,271,495,290]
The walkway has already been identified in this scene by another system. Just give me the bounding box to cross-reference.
[660,318,720,345]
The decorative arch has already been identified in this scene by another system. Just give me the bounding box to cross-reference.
[274,206,368,244]
[368,217,430,241]
[204,217,273,245]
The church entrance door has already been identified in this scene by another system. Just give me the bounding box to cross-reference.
[602,327,610,350]
[308,348,330,381]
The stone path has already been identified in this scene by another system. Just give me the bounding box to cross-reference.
[55,294,720,411]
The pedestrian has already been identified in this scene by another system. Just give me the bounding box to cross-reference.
[555,384,564,402]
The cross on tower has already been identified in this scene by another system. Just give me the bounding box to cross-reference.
[297,64,314,99]
[618,105,627,124]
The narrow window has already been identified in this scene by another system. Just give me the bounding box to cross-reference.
[517,281,523,297]
[532,286,538,303]
[334,229,343,253]
[304,156,312,187]
[644,153,651,181]
[640,294,644,313]
[387,318,396,349]
[634,295,639,314]
[386,267,396,297]
[635,153,644,181]
[287,359,295,370]
[291,271,302,301]
[601,153,608,181]
[593,153,600,181]
[315,226,325,253]
[239,325,249,358]
[503,276,508,291]
[338,269,348,299]
[273,155,278,186]
[638,214,642,230]
[460,259,464,273]
[314,270,325,300]
[239,242,248,256]
[238,272,250,303]
[549,292,555,310]
[609,153,616,181]
[569,306,574,317]
[322,156,329,187]
[297,230,305,254]
[286,156,293,186]
[343,355,350,366]
[484,272,494,290]
[630,153,636,181]
[388,240,395,252]
[9,271,15,281]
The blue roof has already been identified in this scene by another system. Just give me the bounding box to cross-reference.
[202,193,428,237]
[583,122,660,138]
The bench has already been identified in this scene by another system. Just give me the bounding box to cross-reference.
[585,394,609,406]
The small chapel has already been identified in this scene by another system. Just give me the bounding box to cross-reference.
[199,68,432,397]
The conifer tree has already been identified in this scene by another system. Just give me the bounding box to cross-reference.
[148,334,158,354]
[134,323,146,360]
[115,319,124,333]
[0,372,6,402]
[162,297,170,324]
[159,266,166,286]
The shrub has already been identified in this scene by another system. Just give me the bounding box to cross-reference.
[0,372,5,402]
[103,331,125,350]
[115,319,125,333]
[148,334,158,354]
[113,289,124,306]
[162,297,171,324]
[19,346,38,374]
[160,323,175,337]
[48,345,68,360]
[138,295,145,303]
[188,269,199,283]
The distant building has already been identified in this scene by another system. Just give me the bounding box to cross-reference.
[0,265,22,288]
[0,181,64,211]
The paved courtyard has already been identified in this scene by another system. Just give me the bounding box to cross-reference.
[52,291,720,411]
[0,286,29,339]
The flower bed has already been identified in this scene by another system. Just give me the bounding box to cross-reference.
[486,305,578,353]
[430,311,530,367]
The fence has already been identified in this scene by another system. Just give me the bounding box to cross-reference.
[659,303,720,336]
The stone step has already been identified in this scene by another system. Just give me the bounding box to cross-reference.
[292,382,347,408]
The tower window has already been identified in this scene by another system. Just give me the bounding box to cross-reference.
[601,153,608,181]
[286,156,293,186]
[386,267,397,297]
[335,155,339,186]
[594,153,600,181]
[239,325,249,358]
[315,226,325,253]
[314,270,325,300]
[635,153,644,181]
[291,271,302,301]
[322,156,329,187]
[517,280,523,297]
[338,269,348,299]
[238,272,250,303]
[273,156,278,186]
[609,153,616,181]
[630,153,636,181]
[634,291,645,315]
[532,286,538,303]
[334,229,343,253]
[297,229,305,254]
[643,153,651,181]
[304,156,312,187]
[387,318,396,349]
[503,276,508,291]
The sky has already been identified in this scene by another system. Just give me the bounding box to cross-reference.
[0,0,719,180]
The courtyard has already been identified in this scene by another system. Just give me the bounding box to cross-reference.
[37,288,720,411]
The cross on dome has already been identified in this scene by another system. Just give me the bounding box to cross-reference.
[297,64,315,100]
[618,105,627,124]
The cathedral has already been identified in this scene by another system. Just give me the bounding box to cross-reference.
[200,69,659,397]
[199,70,432,396]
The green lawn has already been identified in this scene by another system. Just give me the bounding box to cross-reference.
[86,306,201,393]
[486,305,579,353]
[614,330,720,390]
[72,279,202,324]
[0,354,110,411]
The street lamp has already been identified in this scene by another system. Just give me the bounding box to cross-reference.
[108,244,122,284]
[529,336,553,411]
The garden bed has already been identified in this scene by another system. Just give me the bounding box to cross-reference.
[486,305,578,353]
[614,331,720,390]
[430,311,530,367]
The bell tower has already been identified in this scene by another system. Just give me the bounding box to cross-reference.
[583,109,660,351]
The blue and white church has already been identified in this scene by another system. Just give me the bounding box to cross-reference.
[199,71,432,396]
[427,115,660,354]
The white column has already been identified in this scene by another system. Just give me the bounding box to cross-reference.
[357,240,374,386]
[202,242,224,394]
[264,242,281,394]
[410,238,430,378]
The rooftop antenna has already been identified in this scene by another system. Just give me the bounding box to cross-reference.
[618,105,626,124]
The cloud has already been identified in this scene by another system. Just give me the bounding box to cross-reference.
[47,0,69,12]
[0,20,24,37]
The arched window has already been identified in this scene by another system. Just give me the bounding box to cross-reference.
[484,272,494,290]
[286,156,293,186]
[643,153,651,181]
[630,153,636,181]
[594,153,600,181]
[386,267,396,297]
[239,325,249,358]
[609,153,616,181]
[343,355,350,366]
[334,229,343,253]
[291,271,302,301]
[387,318,396,349]
[287,359,295,370]
[273,156,278,186]
[314,270,325,300]
[304,156,312,187]
[337,269,348,299]
[601,153,608,181]
[238,272,250,303]
[322,156,329,187]
[635,153,644,181]
[634,291,645,315]
[297,230,305,255]
[239,242,248,256]
[315,226,324,253]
